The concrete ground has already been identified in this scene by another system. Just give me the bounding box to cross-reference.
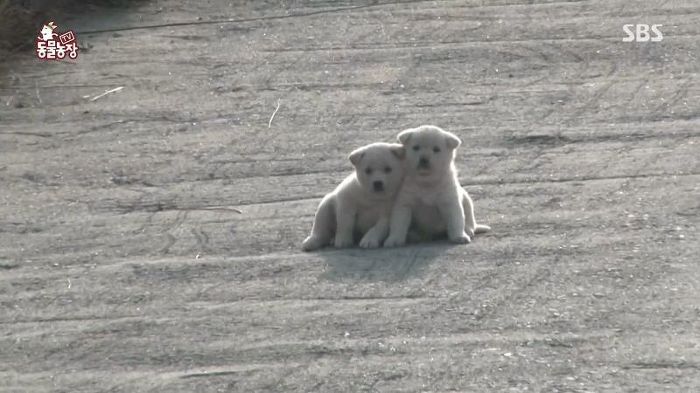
[1,0,699,392]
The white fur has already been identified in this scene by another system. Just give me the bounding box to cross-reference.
[384,125,490,247]
[302,143,405,251]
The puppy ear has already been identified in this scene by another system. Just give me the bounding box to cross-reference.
[348,146,365,167]
[397,128,415,145]
[444,131,462,150]
[388,143,405,159]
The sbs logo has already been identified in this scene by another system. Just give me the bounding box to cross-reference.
[623,24,663,42]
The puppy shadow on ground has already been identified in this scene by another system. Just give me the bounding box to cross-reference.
[317,242,457,282]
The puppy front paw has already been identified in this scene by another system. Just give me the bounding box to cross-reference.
[449,232,471,244]
[302,236,323,251]
[383,235,406,248]
[465,227,475,238]
[359,232,382,249]
[334,235,354,248]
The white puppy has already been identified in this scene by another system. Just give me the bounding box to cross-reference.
[302,142,405,251]
[384,125,490,247]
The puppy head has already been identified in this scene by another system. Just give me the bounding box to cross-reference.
[397,125,461,180]
[349,142,405,196]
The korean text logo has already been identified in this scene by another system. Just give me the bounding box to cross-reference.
[36,21,79,61]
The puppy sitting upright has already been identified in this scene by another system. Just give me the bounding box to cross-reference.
[302,143,405,251]
[384,125,490,247]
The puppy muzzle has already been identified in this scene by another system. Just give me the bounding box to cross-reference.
[372,181,385,192]
[418,157,430,169]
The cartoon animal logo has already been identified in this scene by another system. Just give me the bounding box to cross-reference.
[39,22,58,42]
[35,21,79,61]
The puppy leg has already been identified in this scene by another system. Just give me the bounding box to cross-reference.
[334,201,356,248]
[461,188,491,235]
[302,196,335,251]
[461,188,477,238]
[440,196,470,244]
[359,216,389,249]
[383,204,412,247]
[474,224,491,234]
[474,224,491,235]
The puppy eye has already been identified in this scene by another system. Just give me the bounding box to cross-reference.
[433,146,441,153]
[365,168,373,175]
[412,145,420,151]
[384,166,392,173]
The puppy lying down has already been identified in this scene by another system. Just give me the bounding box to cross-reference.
[302,142,405,251]
[384,125,490,247]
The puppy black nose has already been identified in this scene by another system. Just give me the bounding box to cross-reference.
[373,181,384,192]
[418,156,429,167]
